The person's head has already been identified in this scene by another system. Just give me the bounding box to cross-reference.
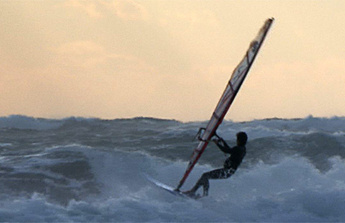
[236,132,248,146]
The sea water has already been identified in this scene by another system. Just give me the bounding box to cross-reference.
[0,115,345,222]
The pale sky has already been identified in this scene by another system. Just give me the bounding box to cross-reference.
[1,0,345,122]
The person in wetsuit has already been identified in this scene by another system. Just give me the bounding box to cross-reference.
[184,131,247,197]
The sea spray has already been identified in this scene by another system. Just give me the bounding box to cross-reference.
[0,116,344,222]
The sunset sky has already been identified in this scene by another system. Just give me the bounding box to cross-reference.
[1,0,344,122]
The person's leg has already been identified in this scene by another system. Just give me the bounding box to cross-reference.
[200,168,234,196]
[207,168,235,180]
[188,168,230,196]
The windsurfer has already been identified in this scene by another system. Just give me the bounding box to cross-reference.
[183,132,247,198]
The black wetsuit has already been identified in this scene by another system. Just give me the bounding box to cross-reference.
[190,138,246,196]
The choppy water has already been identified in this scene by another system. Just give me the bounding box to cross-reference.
[0,115,345,222]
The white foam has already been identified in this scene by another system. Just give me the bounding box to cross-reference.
[80,150,345,222]
[1,149,345,222]
[1,116,345,222]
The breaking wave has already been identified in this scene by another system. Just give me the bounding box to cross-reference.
[0,115,345,222]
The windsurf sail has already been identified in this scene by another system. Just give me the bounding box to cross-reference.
[176,18,274,191]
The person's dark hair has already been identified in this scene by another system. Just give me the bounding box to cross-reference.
[236,132,248,146]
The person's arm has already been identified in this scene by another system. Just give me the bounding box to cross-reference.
[213,137,232,154]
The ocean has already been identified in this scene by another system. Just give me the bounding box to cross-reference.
[0,115,345,222]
